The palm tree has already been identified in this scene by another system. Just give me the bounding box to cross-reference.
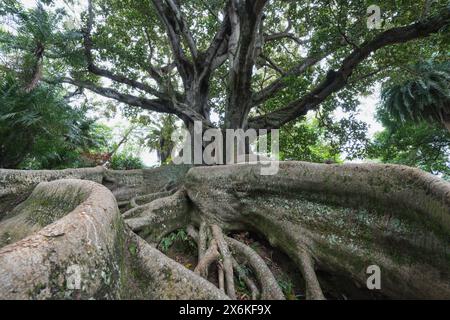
[0,2,81,92]
[145,115,177,165]
[382,60,450,133]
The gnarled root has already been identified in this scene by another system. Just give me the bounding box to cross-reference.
[194,239,219,278]
[124,190,190,244]
[187,223,284,300]
[246,214,326,300]
[129,190,176,208]
[231,257,260,300]
[226,236,284,300]
[297,250,325,300]
[211,224,236,299]
[198,222,208,261]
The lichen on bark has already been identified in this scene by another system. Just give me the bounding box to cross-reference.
[0,162,449,299]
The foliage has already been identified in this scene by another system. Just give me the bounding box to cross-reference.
[0,70,107,169]
[1,0,450,171]
[108,152,144,170]
[279,119,342,163]
[368,108,450,179]
[158,229,196,253]
[134,114,178,165]
[370,59,450,178]
[382,60,450,131]
[3,0,448,142]
[277,277,298,300]
[0,1,84,88]
[234,264,253,299]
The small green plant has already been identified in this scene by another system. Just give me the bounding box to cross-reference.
[235,278,251,299]
[234,264,255,299]
[277,277,297,300]
[158,229,196,253]
[109,153,144,170]
[128,243,137,256]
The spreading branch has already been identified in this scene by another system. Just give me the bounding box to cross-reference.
[55,77,171,113]
[200,13,231,80]
[264,18,309,46]
[252,53,330,105]
[151,0,194,86]
[248,7,450,129]
[83,0,167,100]
[165,0,198,60]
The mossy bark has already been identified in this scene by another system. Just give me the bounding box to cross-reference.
[0,162,449,299]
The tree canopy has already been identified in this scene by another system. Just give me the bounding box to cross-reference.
[1,0,449,131]
[0,0,449,173]
[0,68,109,169]
[381,59,450,132]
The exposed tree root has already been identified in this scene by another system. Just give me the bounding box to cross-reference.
[124,190,190,244]
[128,231,228,299]
[130,190,176,208]
[186,222,285,300]
[198,222,208,261]
[218,262,225,292]
[194,239,219,278]
[297,250,325,300]
[231,257,260,300]
[225,236,285,300]
[186,224,199,243]
[243,212,325,300]
[2,162,450,300]
[211,224,236,299]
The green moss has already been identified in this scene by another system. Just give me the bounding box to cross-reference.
[128,243,137,256]
[161,266,173,281]
[244,192,450,273]
[0,231,12,247]
[25,189,87,227]
[28,283,47,299]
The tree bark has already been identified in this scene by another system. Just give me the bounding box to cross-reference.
[1,162,449,299]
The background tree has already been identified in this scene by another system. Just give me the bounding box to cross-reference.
[0,68,108,169]
[381,59,450,133]
[144,114,177,165]
[367,59,450,178]
[369,103,450,179]
[109,152,144,170]
[278,119,342,163]
[0,3,151,169]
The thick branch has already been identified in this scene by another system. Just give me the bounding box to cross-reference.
[200,13,231,79]
[166,0,198,60]
[248,7,450,129]
[55,78,171,113]
[252,53,330,105]
[226,0,269,127]
[151,0,194,85]
[264,17,309,46]
[86,65,167,100]
[82,0,167,100]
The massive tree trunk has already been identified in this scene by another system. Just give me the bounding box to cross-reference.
[4,0,450,300]
[0,162,449,299]
[58,1,450,139]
